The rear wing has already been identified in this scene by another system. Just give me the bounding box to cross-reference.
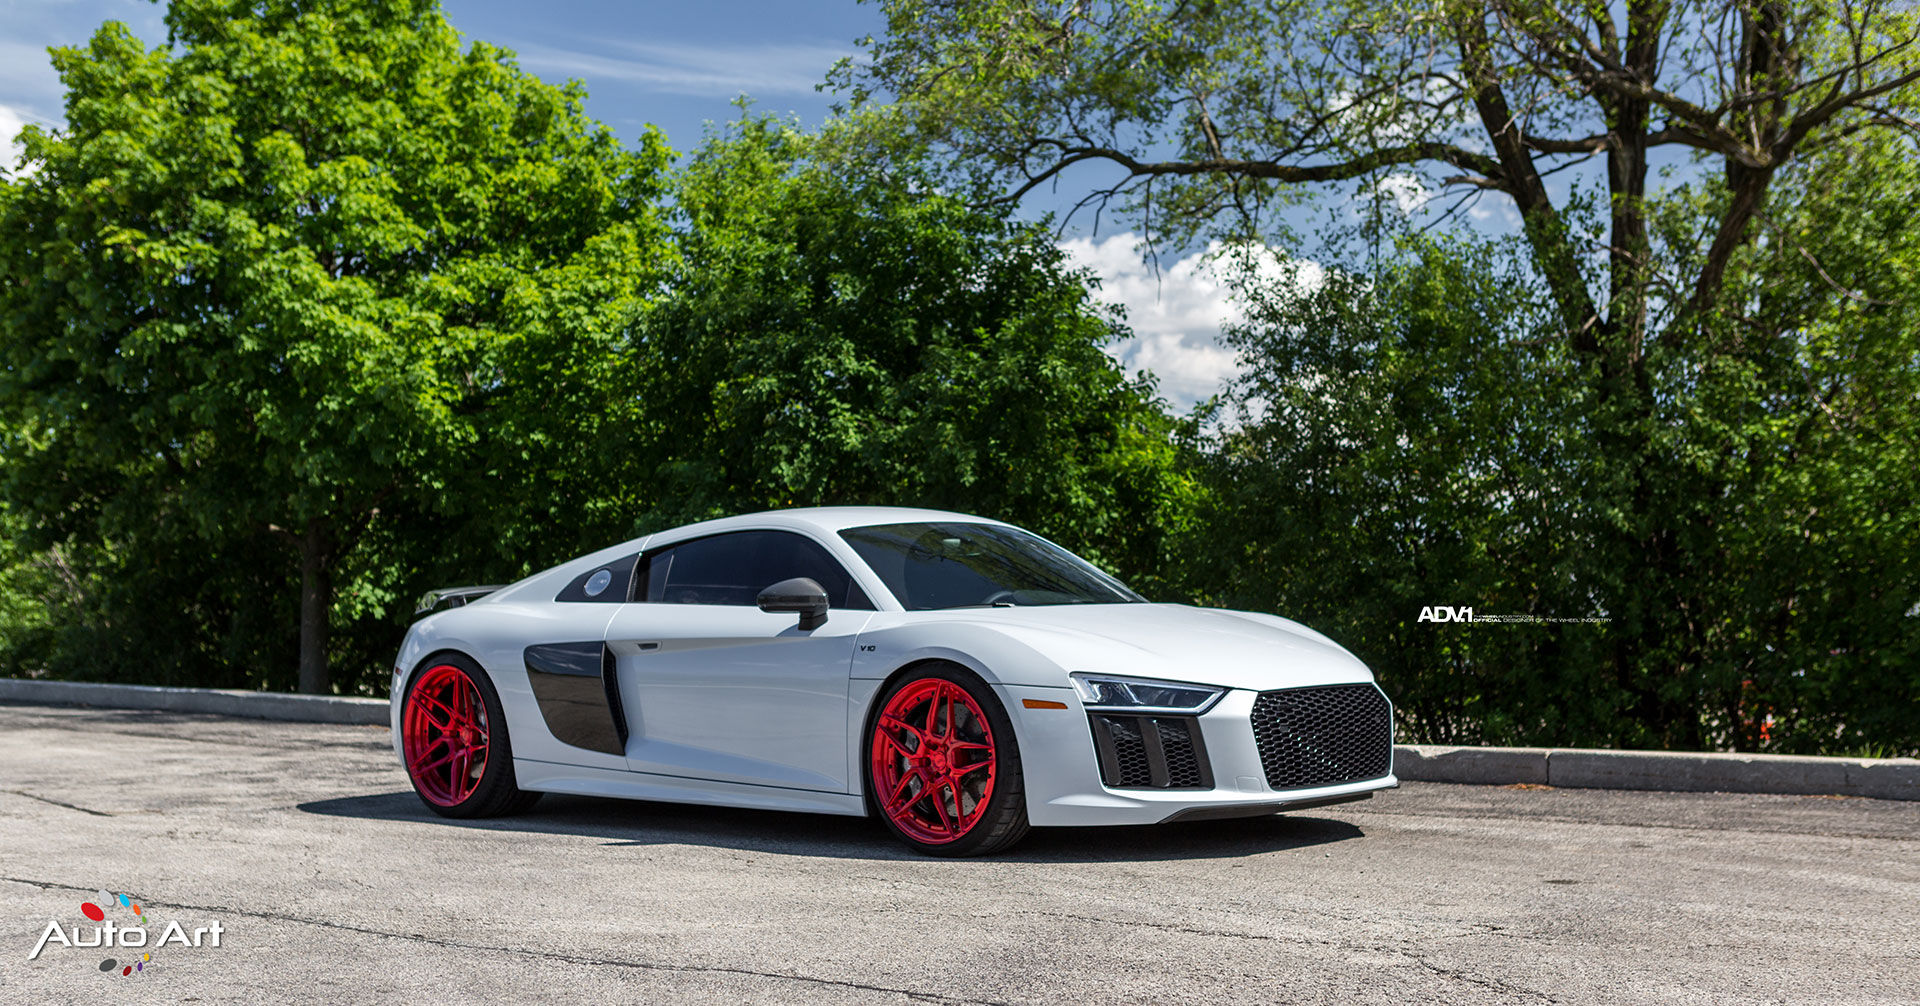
[414,585,505,618]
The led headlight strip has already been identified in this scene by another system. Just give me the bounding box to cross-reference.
[1069,673,1226,714]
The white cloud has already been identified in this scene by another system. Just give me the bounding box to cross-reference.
[1115,331,1243,407]
[516,38,854,99]
[0,103,44,178]
[1375,171,1431,215]
[0,105,24,151]
[1060,233,1322,410]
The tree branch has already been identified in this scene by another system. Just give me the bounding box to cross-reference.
[995,138,1503,206]
[1459,9,1600,344]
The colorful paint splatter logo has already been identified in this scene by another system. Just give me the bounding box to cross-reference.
[29,888,222,975]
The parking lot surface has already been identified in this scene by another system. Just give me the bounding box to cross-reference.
[0,703,1914,1004]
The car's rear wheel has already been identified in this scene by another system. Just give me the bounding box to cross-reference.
[867,665,1029,856]
[402,655,540,818]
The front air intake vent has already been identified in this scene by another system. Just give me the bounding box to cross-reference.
[1089,714,1213,789]
[1250,683,1393,791]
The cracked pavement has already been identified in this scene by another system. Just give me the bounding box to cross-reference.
[0,703,1914,1004]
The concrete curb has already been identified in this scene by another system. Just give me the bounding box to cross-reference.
[1396,744,1919,801]
[1393,745,1553,786]
[0,678,388,726]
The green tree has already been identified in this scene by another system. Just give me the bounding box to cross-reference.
[843,1,1920,747]
[0,0,670,692]
[627,114,1199,591]
[1700,127,1920,754]
[0,506,65,673]
[1192,127,1920,752]
[1199,238,1659,745]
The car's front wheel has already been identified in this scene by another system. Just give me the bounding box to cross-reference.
[401,655,540,818]
[866,665,1029,856]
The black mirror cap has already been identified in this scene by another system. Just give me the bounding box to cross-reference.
[757,577,830,630]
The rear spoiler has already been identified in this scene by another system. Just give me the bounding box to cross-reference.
[414,585,505,618]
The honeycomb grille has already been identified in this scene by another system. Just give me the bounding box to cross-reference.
[1104,715,1152,786]
[1155,719,1205,788]
[1250,684,1393,791]
[1090,714,1212,789]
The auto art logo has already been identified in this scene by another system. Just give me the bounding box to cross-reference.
[27,888,223,976]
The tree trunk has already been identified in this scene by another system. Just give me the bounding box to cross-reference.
[297,520,334,695]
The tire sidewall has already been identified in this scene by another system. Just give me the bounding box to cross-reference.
[864,662,1028,857]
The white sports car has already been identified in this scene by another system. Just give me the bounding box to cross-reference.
[391,507,1397,855]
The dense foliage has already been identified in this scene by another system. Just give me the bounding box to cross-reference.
[841,0,1920,754]
[0,2,1190,695]
[623,116,1197,594]
[1,0,1914,755]
[1192,154,1920,754]
[0,0,672,692]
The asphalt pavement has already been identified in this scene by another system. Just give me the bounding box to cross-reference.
[0,703,1913,1005]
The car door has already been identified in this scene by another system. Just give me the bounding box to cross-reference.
[603,529,876,792]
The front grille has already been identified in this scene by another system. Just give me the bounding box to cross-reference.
[1250,684,1393,790]
[1089,714,1213,789]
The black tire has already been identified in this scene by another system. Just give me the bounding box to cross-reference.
[865,663,1029,857]
[401,653,541,819]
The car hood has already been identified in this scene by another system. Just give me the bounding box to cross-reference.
[920,603,1374,692]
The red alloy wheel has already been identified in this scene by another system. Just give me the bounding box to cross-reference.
[870,677,999,844]
[403,663,491,808]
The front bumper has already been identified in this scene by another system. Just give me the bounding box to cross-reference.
[1001,684,1398,827]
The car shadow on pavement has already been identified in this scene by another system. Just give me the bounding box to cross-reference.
[297,791,1365,862]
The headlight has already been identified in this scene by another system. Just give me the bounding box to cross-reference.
[1070,674,1225,714]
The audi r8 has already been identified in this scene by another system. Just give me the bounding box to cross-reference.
[391,507,1397,856]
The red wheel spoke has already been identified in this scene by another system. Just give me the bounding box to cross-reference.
[883,769,922,814]
[413,746,463,775]
[951,759,992,777]
[879,714,925,744]
[875,730,915,760]
[424,692,481,734]
[416,692,458,726]
[950,740,991,753]
[465,743,487,775]
[928,778,956,832]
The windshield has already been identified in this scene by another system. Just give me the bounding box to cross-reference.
[839,522,1144,610]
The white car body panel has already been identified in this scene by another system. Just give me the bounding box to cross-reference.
[605,604,874,791]
[392,507,1398,830]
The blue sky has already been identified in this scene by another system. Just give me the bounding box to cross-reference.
[441,0,880,155]
[0,0,1456,409]
[0,0,880,155]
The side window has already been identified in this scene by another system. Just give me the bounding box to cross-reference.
[640,531,873,609]
[555,553,640,604]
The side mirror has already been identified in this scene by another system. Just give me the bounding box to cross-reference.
[757,577,829,630]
